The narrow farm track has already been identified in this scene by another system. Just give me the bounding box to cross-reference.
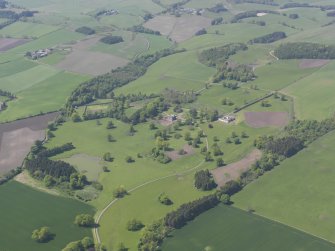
[269,50,279,61]
[94,138,208,244]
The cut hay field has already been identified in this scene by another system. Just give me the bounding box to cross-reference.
[0,181,94,251]
[162,205,335,251]
[233,130,335,243]
[115,50,216,95]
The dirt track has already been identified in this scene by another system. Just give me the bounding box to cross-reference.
[245,111,289,128]
[211,149,262,187]
[0,112,58,175]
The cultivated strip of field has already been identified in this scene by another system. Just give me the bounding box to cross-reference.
[211,149,262,187]
[244,111,289,128]
[0,112,58,175]
[0,38,29,51]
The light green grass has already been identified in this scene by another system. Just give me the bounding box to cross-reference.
[0,72,89,122]
[0,58,37,78]
[98,14,143,29]
[0,181,94,251]
[162,205,335,251]
[0,21,60,38]
[115,50,215,95]
[233,130,335,242]
[283,60,335,120]
[0,64,60,93]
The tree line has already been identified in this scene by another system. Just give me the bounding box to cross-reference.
[127,25,161,35]
[66,48,185,111]
[231,10,278,23]
[37,142,75,158]
[274,42,335,59]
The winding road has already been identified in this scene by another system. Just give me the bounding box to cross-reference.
[93,138,209,244]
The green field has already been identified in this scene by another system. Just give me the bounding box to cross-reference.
[0,71,89,122]
[0,21,60,38]
[162,205,335,251]
[233,130,335,242]
[0,181,94,251]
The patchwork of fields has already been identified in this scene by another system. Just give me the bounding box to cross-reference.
[0,0,335,250]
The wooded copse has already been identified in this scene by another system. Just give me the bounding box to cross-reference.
[249,31,286,44]
[274,42,335,59]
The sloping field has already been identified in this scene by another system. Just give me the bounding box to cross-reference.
[283,60,335,120]
[162,205,335,251]
[0,38,29,51]
[0,72,88,122]
[0,21,60,38]
[0,64,60,93]
[0,181,94,251]
[144,15,211,43]
[211,149,262,187]
[233,130,335,242]
[0,112,58,175]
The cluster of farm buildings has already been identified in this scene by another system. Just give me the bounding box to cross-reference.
[26,48,52,60]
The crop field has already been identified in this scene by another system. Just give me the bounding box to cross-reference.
[0,21,60,38]
[233,130,335,242]
[162,205,335,251]
[0,72,88,122]
[0,38,30,51]
[0,181,94,251]
[0,112,57,175]
[282,60,335,120]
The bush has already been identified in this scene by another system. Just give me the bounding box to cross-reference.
[74,214,95,227]
[31,227,53,243]
[158,193,173,205]
[195,28,207,36]
[126,219,144,231]
[103,152,113,162]
[113,185,128,198]
[100,35,124,44]
[62,237,94,251]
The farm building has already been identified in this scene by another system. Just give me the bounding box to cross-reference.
[26,48,52,60]
[219,115,235,124]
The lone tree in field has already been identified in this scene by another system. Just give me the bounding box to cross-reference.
[31,227,53,243]
[158,192,173,205]
[103,152,113,162]
[106,120,115,129]
[126,219,144,231]
[74,214,95,227]
[113,185,128,198]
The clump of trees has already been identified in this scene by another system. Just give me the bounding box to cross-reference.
[231,0,277,6]
[213,63,255,82]
[280,3,311,9]
[37,143,75,158]
[31,227,53,243]
[249,31,286,44]
[75,26,95,35]
[100,35,124,44]
[194,169,217,190]
[61,237,94,251]
[231,10,278,23]
[128,25,160,35]
[199,43,247,67]
[207,3,227,13]
[274,42,335,59]
[74,214,95,227]
[211,17,223,25]
[195,28,207,36]
[113,185,128,198]
[138,220,169,251]
[289,13,299,19]
[126,219,144,231]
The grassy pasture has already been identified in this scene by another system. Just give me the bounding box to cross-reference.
[162,205,335,251]
[0,181,94,251]
[115,50,215,95]
[0,57,37,78]
[0,72,88,122]
[0,64,60,93]
[282,60,335,120]
[98,14,143,29]
[0,21,60,38]
[233,130,335,242]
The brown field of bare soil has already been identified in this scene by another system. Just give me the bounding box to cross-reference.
[144,15,211,43]
[0,38,29,51]
[244,111,289,128]
[166,145,195,160]
[211,149,262,187]
[0,112,58,175]
[299,59,330,69]
[57,36,129,76]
